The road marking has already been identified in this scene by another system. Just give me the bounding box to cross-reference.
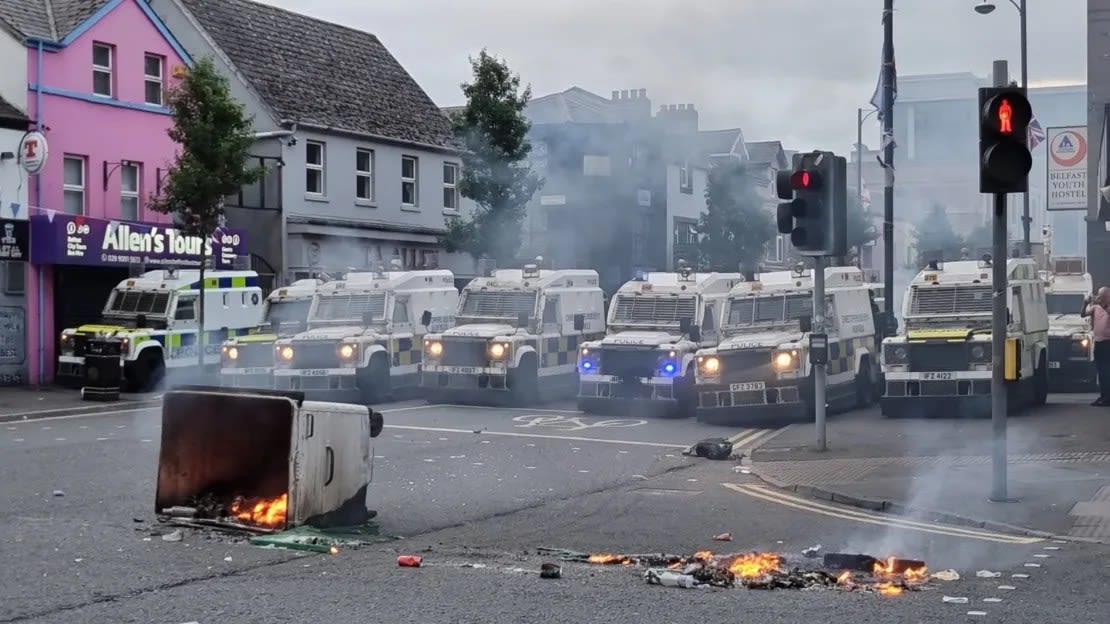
[428,403,582,415]
[385,424,688,448]
[728,428,778,449]
[511,414,647,431]
[0,398,161,419]
[722,483,1042,544]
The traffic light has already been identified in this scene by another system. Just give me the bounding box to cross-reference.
[978,87,1033,194]
[776,151,847,257]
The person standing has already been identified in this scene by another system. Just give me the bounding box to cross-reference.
[1084,287,1110,405]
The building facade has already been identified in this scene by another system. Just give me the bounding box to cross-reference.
[150,0,476,290]
[0,0,250,385]
[1088,0,1110,288]
[0,93,31,386]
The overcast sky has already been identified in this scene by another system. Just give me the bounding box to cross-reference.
[262,0,1085,153]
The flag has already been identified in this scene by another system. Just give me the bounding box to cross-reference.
[860,178,872,209]
[1028,116,1046,150]
[869,58,897,123]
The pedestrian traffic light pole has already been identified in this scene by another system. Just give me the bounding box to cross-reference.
[979,60,1034,502]
[881,0,896,339]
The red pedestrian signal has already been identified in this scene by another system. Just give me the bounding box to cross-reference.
[998,99,1013,134]
[978,87,1033,194]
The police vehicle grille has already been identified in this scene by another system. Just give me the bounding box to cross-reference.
[599,348,658,378]
[909,285,992,315]
[459,291,536,318]
[236,343,273,368]
[72,334,90,357]
[293,342,341,369]
[441,338,489,367]
[719,350,773,381]
[908,343,967,372]
[612,295,697,324]
[313,293,385,321]
[1048,337,1079,361]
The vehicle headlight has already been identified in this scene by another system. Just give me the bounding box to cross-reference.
[276,345,294,361]
[969,344,990,363]
[884,344,908,364]
[226,346,239,361]
[488,342,508,359]
[698,355,720,375]
[338,343,356,360]
[772,350,797,371]
[425,340,443,357]
[1073,336,1091,356]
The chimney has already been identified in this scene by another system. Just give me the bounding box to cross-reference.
[612,90,620,99]
[657,102,699,134]
[613,87,650,121]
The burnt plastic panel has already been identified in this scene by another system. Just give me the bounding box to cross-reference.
[155,390,294,513]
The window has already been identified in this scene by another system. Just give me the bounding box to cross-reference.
[702,303,716,332]
[144,54,164,105]
[355,148,374,202]
[174,295,197,321]
[92,43,113,97]
[401,155,418,207]
[542,297,558,324]
[63,156,86,215]
[582,155,611,176]
[443,162,459,211]
[392,297,409,324]
[120,162,140,221]
[678,161,690,191]
[305,141,325,195]
[4,263,25,295]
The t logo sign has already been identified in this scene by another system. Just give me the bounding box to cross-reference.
[23,139,37,159]
[17,130,48,176]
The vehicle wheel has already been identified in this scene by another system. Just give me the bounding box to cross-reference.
[669,366,696,419]
[855,357,875,408]
[357,353,391,405]
[509,354,539,406]
[1033,351,1048,406]
[127,349,165,393]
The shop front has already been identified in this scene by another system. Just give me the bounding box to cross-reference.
[0,218,29,386]
[27,213,248,385]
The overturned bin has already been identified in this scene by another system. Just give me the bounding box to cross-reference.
[155,386,385,531]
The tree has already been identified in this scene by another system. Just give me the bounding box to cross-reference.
[912,204,965,265]
[445,50,543,268]
[148,57,263,369]
[697,161,775,274]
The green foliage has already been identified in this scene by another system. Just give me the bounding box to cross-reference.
[697,161,775,272]
[912,204,966,265]
[147,56,263,235]
[445,49,543,266]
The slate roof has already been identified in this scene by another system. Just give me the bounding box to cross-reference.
[745,140,786,166]
[178,0,456,149]
[0,0,111,41]
[525,87,624,125]
[0,95,30,129]
[698,129,744,156]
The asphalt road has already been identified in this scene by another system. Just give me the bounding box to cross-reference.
[1,400,1107,623]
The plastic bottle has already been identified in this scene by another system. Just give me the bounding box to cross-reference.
[644,569,699,588]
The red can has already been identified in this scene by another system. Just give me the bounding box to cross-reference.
[397,555,423,567]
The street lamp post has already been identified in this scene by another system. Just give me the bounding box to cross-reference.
[976,0,1030,256]
[857,107,878,271]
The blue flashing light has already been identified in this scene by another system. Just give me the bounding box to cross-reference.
[579,358,598,374]
[661,361,678,377]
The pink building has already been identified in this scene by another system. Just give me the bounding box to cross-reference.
[0,0,192,384]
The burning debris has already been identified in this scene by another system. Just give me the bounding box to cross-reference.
[159,492,290,533]
[540,547,931,594]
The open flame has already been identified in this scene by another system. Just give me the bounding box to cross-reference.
[837,570,852,585]
[877,582,903,596]
[587,553,632,565]
[872,556,928,581]
[229,493,288,528]
[727,552,782,578]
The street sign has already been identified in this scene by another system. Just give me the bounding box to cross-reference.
[18,131,48,175]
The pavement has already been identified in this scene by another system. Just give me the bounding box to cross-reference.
[750,393,1110,542]
[0,393,1108,622]
[0,386,161,423]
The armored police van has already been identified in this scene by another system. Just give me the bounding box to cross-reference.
[219,278,323,388]
[58,269,265,391]
[576,264,746,417]
[272,269,458,404]
[421,260,606,405]
[880,257,1049,418]
[1041,256,1096,390]
[693,265,880,425]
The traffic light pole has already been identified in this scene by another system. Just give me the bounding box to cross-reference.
[881,0,895,339]
[990,59,1010,503]
[813,255,827,451]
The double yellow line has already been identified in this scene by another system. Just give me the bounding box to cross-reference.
[723,483,1043,545]
[727,428,781,450]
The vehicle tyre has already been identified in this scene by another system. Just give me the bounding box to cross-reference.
[127,349,165,393]
[509,354,539,406]
[1033,351,1048,407]
[669,366,697,419]
[357,353,391,405]
[855,356,875,408]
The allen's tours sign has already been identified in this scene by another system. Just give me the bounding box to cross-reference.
[29,214,248,269]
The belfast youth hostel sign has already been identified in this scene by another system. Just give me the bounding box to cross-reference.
[1046,126,1087,211]
[29,214,248,269]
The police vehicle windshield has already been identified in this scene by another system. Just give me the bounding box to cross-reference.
[1047,293,1086,315]
[309,292,387,324]
[727,294,813,326]
[266,299,312,325]
[458,290,537,322]
[103,289,171,320]
[610,294,698,327]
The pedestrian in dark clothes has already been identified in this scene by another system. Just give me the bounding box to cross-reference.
[1084,287,1110,406]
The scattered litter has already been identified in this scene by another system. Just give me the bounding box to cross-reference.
[631,475,648,480]
[1033,554,1050,558]
[932,569,960,581]
[472,430,481,434]
[223,556,233,562]
[692,438,733,460]
[142,537,152,542]
[161,529,183,542]
[1051,539,1067,544]
[163,506,197,519]
[968,611,988,616]
[52,490,64,497]
[802,545,821,558]
[713,533,733,542]
[1011,574,1029,579]
[1043,546,1060,551]
[540,563,562,579]
[132,518,144,523]
[975,570,1001,578]
[1023,563,1041,568]
[397,555,422,567]
[998,585,1016,590]
[461,563,486,569]
[942,596,968,604]
[74,558,83,563]
[983,598,1003,603]
[644,568,701,588]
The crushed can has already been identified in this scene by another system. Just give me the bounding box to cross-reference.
[540,563,561,579]
[397,555,423,567]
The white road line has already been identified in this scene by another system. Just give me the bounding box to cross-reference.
[385,424,688,448]
[728,429,772,449]
[723,483,1041,544]
[0,399,161,419]
[3,406,158,423]
[425,403,583,415]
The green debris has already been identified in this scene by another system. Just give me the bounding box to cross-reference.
[249,523,395,553]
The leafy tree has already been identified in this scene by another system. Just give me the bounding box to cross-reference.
[697,161,775,273]
[148,57,264,368]
[912,204,965,266]
[445,50,543,268]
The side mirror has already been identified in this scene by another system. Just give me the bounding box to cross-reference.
[362,311,375,326]
[573,313,585,331]
[421,310,432,327]
[679,318,692,334]
[688,325,702,342]
[799,315,813,333]
[516,311,529,328]
[369,410,384,438]
[136,314,147,329]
